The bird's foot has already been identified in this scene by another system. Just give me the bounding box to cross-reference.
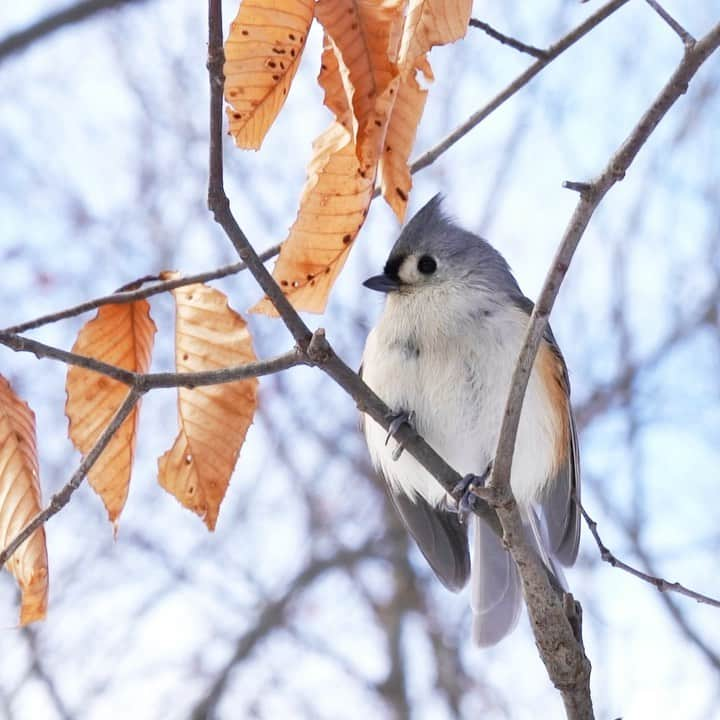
[385,410,415,461]
[453,463,493,522]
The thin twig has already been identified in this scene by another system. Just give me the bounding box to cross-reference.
[1,243,282,335]
[469,18,548,59]
[411,0,632,176]
[0,332,137,384]
[0,331,306,388]
[0,389,140,569]
[580,503,720,609]
[644,0,696,49]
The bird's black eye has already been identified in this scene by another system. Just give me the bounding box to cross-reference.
[417,255,437,275]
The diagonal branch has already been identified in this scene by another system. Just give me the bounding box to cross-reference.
[0,331,305,389]
[1,243,282,335]
[580,503,720,609]
[643,0,696,49]
[0,0,155,64]
[468,18,548,59]
[0,388,140,570]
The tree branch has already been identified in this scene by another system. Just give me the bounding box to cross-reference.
[580,503,720,609]
[0,331,306,389]
[1,243,282,336]
[468,18,548,59]
[0,0,154,64]
[644,0,696,49]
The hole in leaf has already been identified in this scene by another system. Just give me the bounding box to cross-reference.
[241,29,249,36]
[281,280,289,287]
[288,33,296,40]
[292,280,300,288]
[185,454,193,465]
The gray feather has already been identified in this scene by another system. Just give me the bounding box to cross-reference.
[471,518,522,646]
[542,411,581,566]
[389,488,470,592]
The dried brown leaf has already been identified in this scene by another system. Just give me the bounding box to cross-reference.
[250,121,375,315]
[316,0,403,170]
[225,0,315,150]
[65,302,156,525]
[158,279,258,530]
[379,56,433,220]
[399,0,472,70]
[0,377,48,624]
[318,34,352,129]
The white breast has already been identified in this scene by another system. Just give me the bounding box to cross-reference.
[361,287,561,509]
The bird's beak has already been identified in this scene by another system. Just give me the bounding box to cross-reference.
[363,274,401,293]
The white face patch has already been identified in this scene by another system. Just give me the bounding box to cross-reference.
[397,254,424,285]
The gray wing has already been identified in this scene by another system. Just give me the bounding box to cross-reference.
[389,487,471,592]
[542,408,581,566]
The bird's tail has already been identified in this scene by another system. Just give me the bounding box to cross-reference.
[471,507,565,646]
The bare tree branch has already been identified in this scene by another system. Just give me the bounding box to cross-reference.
[580,504,720,609]
[0,0,155,64]
[0,332,306,389]
[1,243,282,336]
[644,0,696,49]
[468,18,548,59]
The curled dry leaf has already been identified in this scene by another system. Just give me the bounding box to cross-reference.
[378,0,471,220]
[379,56,433,221]
[225,0,315,150]
[250,121,375,315]
[316,0,404,171]
[0,377,48,624]
[319,34,352,130]
[158,277,258,530]
[65,301,156,525]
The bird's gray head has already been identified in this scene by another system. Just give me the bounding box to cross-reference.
[363,195,521,301]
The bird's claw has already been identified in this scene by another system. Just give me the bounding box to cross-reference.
[385,410,415,461]
[453,463,493,522]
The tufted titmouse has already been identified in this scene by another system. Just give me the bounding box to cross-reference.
[360,195,580,646]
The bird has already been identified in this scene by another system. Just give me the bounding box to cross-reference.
[360,195,580,646]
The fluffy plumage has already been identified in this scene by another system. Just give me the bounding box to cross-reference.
[361,195,580,645]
